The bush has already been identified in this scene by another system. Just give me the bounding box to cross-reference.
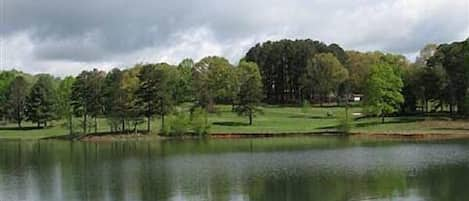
[337,112,353,134]
[168,112,191,136]
[160,118,171,136]
[191,107,210,136]
[301,99,311,114]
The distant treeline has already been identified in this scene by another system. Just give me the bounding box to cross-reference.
[0,38,468,135]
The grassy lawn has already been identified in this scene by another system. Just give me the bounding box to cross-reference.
[207,105,360,133]
[1,105,469,140]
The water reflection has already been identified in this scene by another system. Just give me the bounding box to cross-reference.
[0,137,468,201]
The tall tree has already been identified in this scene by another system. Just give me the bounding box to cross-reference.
[193,56,237,112]
[71,71,90,134]
[345,51,381,93]
[135,64,158,133]
[135,63,176,133]
[103,68,129,133]
[301,53,348,104]
[88,69,105,134]
[364,63,404,123]
[245,39,347,104]
[428,38,469,114]
[234,61,264,125]
[122,67,143,132]
[6,76,29,128]
[71,69,105,134]
[0,71,16,121]
[57,76,75,135]
[175,58,194,103]
[153,64,177,130]
[25,75,58,128]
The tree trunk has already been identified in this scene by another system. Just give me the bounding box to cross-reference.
[161,114,165,131]
[94,117,98,134]
[381,113,385,124]
[122,120,125,133]
[161,100,165,130]
[83,114,87,134]
[147,116,151,133]
[37,122,41,128]
[249,111,253,126]
[69,114,73,136]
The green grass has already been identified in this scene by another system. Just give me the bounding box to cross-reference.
[1,105,468,140]
[207,105,359,133]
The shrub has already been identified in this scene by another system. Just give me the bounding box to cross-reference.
[191,107,210,136]
[301,99,311,114]
[337,112,353,134]
[168,112,191,136]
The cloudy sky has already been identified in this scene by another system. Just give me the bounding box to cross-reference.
[1,0,468,76]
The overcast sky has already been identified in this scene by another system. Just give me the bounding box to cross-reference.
[1,0,468,76]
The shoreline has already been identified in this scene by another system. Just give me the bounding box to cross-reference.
[73,131,469,142]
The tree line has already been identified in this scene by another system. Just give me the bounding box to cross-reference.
[0,59,264,136]
[0,38,468,135]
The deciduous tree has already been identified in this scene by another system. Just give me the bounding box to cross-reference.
[364,63,404,123]
[234,61,264,125]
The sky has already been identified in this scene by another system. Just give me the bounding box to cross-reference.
[1,0,468,76]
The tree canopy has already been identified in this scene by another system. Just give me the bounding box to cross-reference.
[364,63,404,122]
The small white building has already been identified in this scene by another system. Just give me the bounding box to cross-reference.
[351,94,363,102]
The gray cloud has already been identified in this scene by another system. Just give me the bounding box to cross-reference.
[1,0,468,75]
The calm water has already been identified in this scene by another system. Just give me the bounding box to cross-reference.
[0,137,469,201]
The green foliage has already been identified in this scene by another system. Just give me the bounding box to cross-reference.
[5,76,30,127]
[234,61,264,125]
[175,58,194,103]
[3,38,469,137]
[301,100,311,114]
[301,53,348,103]
[0,71,16,120]
[364,63,404,122]
[25,75,59,127]
[135,63,177,132]
[190,107,210,135]
[337,111,353,134]
[103,68,139,133]
[71,69,106,134]
[428,38,469,114]
[193,56,238,111]
[245,39,347,104]
[57,76,75,117]
[166,110,191,136]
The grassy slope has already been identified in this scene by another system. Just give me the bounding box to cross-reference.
[1,105,469,140]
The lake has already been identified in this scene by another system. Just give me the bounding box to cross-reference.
[1,137,468,201]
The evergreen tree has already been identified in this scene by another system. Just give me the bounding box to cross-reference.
[71,69,105,134]
[135,63,176,133]
[25,75,58,128]
[135,64,160,133]
[103,68,132,133]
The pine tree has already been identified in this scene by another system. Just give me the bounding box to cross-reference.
[26,75,58,128]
